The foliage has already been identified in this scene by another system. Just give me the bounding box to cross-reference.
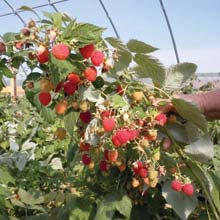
[0,10,220,220]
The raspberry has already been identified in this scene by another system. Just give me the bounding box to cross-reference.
[102,117,115,132]
[101,110,112,119]
[132,161,143,176]
[55,100,68,115]
[80,142,90,151]
[63,81,77,95]
[107,150,118,162]
[79,111,92,123]
[128,129,139,141]
[84,66,97,82]
[155,113,167,126]
[37,49,49,64]
[132,91,144,102]
[48,29,57,41]
[68,73,80,85]
[182,183,194,196]
[99,160,109,171]
[55,81,63,92]
[139,167,148,178]
[171,180,183,192]
[79,44,95,59]
[0,42,6,53]
[111,134,121,147]
[115,129,131,144]
[82,154,92,165]
[162,137,172,150]
[116,85,124,95]
[38,92,51,106]
[91,50,105,66]
[51,43,69,60]
[104,149,109,160]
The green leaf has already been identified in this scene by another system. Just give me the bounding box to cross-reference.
[164,63,197,90]
[187,160,220,211]
[18,189,44,205]
[111,94,128,109]
[0,66,13,78]
[2,32,18,43]
[127,39,158,53]
[95,190,132,220]
[133,53,165,87]
[162,181,198,220]
[105,37,132,71]
[19,6,35,12]
[62,20,76,39]
[69,197,93,220]
[49,55,74,85]
[0,166,15,184]
[130,205,152,220]
[172,98,207,132]
[72,23,105,46]
[43,12,62,28]
[185,134,214,163]
[64,111,79,136]
[40,107,56,124]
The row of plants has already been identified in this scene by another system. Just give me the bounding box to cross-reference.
[0,10,220,220]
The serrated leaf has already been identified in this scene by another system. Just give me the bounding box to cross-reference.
[0,166,15,184]
[185,134,214,163]
[2,32,18,43]
[64,111,79,136]
[164,63,197,90]
[172,98,207,132]
[69,197,93,220]
[72,23,105,46]
[40,107,56,124]
[133,53,165,87]
[0,62,13,78]
[62,20,76,39]
[127,39,158,53]
[18,189,44,205]
[162,181,198,220]
[105,37,132,71]
[49,55,74,85]
[187,160,220,210]
[95,190,132,220]
[111,94,128,109]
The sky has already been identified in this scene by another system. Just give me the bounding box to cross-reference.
[0,0,220,73]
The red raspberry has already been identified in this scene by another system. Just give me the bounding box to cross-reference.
[115,129,131,144]
[102,117,115,132]
[139,167,148,178]
[80,111,92,123]
[128,129,139,141]
[37,49,49,64]
[84,66,97,82]
[38,92,51,106]
[133,161,143,176]
[155,113,167,126]
[104,149,109,160]
[63,81,77,95]
[101,110,112,119]
[82,154,92,165]
[0,42,6,53]
[171,180,183,192]
[91,50,104,66]
[68,73,80,85]
[79,44,95,59]
[111,134,121,147]
[182,183,194,196]
[99,160,109,171]
[51,43,70,60]
[107,150,118,162]
[80,142,90,151]
[55,81,63,92]
[116,85,124,95]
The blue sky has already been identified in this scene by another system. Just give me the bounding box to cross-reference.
[0,0,220,72]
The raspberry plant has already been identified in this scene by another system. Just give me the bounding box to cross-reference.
[0,11,220,220]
